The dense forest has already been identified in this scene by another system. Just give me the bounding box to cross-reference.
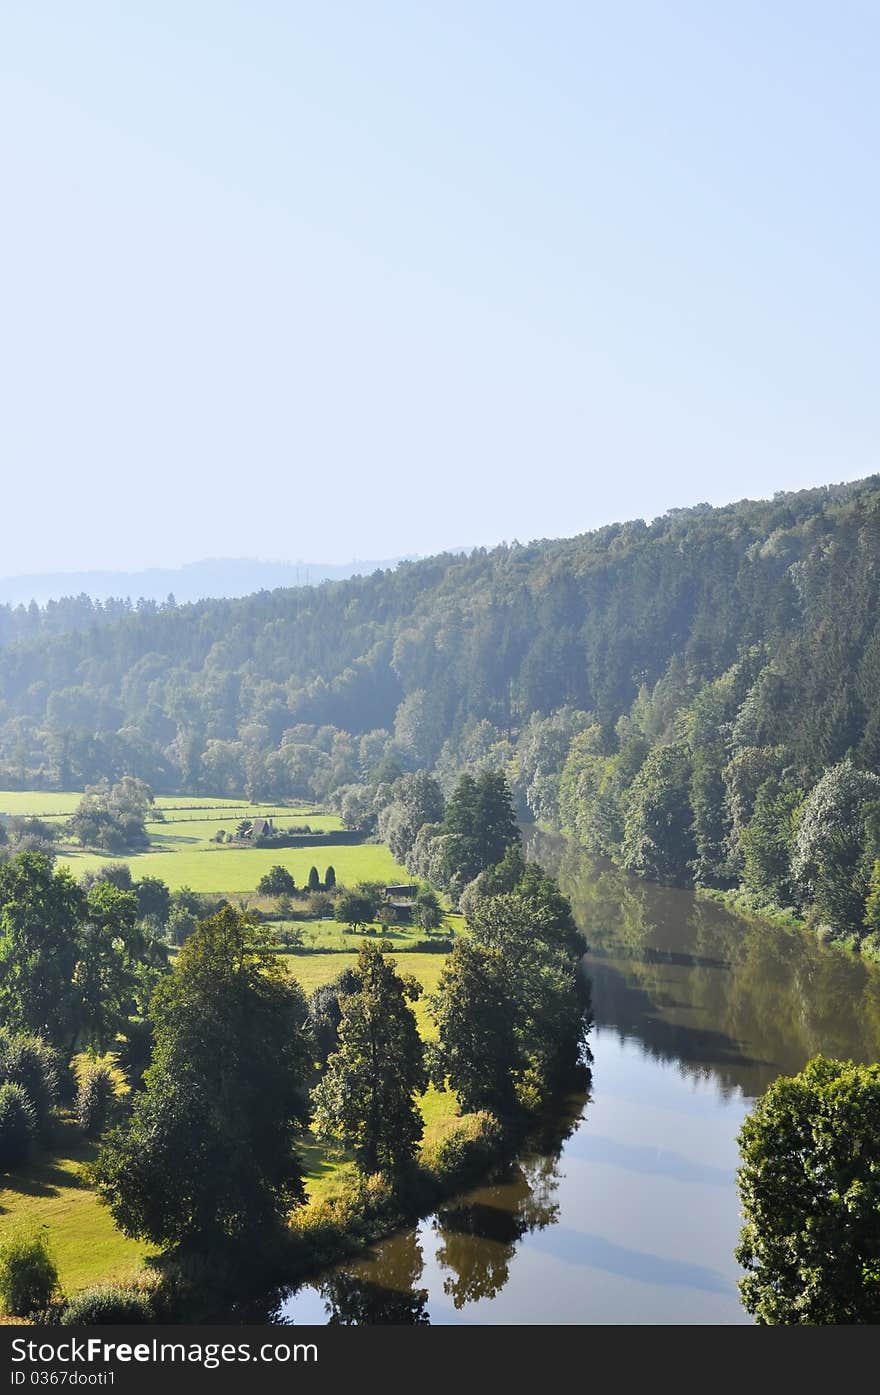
[2,475,880,947]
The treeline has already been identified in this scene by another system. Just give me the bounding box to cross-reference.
[0,593,179,651]
[2,477,880,943]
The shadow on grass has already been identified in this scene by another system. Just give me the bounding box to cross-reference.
[0,1122,96,1209]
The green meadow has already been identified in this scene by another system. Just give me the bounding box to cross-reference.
[58,842,406,894]
[0,791,408,893]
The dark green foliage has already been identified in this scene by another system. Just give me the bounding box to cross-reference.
[93,907,312,1253]
[311,942,427,1174]
[307,967,360,1067]
[441,771,520,890]
[77,882,147,1051]
[334,890,375,932]
[413,886,443,932]
[307,866,321,892]
[865,860,880,933]
[0,1029,59,1133]
[737,1056,880,1323]
[621,743,696,884]
[429,940,521,1115]
[135,876,172,927]
[740,778,801,906]
[0,853,84,1050]
[116,1016,153,1092]
[68,778,153,853]
[257,865,296,896]
[324,865,336,889]
[431,866,587,1117]
[0,1082,37,1168]
[0,852,161,1056]
[60,1285,152,1325]
[0,1226,58,1317]
[76,1059,118,1136]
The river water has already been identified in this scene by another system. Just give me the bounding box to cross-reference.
[281,832,880,1324]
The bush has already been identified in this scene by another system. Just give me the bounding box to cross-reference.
[167,906,198,946]
[0,1081,37,1168]
[0,1226,58,1317]
[289,1172,409,1273]
[257,865,296,897]
[307,891,335,918]
[421,1112,505,1189]
[60,1284,153,1325]
[76,1060,118,1137]
[0,1030,59,1132]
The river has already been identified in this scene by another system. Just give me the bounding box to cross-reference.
[281,832,880,1324]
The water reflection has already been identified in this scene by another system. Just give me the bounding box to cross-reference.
[435,1152,563,1308]
[282,835,880,1325]
[318,1232,430,1325]
[535,833,880,1095]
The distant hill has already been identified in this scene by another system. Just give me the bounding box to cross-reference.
[0,556,424,607]
[2,477,880,944]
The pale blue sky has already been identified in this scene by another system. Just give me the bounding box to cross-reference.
[2,2,877,574]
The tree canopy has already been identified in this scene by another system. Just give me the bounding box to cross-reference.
[93,906,311,1253]
[736,1056,880,1324]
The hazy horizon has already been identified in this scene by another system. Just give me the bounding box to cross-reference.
[0,469,873,606]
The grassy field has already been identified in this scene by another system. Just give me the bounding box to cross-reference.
[284,951,447,1039]
[0,1126,151,1295]
[58,842,407,893]
[0,789,405,893]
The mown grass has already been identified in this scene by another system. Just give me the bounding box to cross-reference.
[0,1124,151,1295]
[272,915,461,953]
[57,842,406,894]
[0,792,332,815]
[284,951,447,1039]
[144,814,342,841]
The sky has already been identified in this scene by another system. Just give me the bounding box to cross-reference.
[2,1,878,575]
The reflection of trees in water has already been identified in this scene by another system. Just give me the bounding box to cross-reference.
[433,1142,566,1308]
[318,1231,430,1324]
[527,829,880,1096]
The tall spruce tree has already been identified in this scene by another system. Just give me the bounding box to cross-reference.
[311,942,426,1174]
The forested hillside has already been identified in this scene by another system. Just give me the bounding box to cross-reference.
[2,475,880,946]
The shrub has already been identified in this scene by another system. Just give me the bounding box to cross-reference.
[307,891,335,918]
[167,906,198,946]
[421,1112,505,1189]
[0,1226,58,1317]
[76,1060,118,1137]
[60,1284,153,1325]
[0,1030,59,1132]
[0,1081,37,1168]
[257,865,296,897]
